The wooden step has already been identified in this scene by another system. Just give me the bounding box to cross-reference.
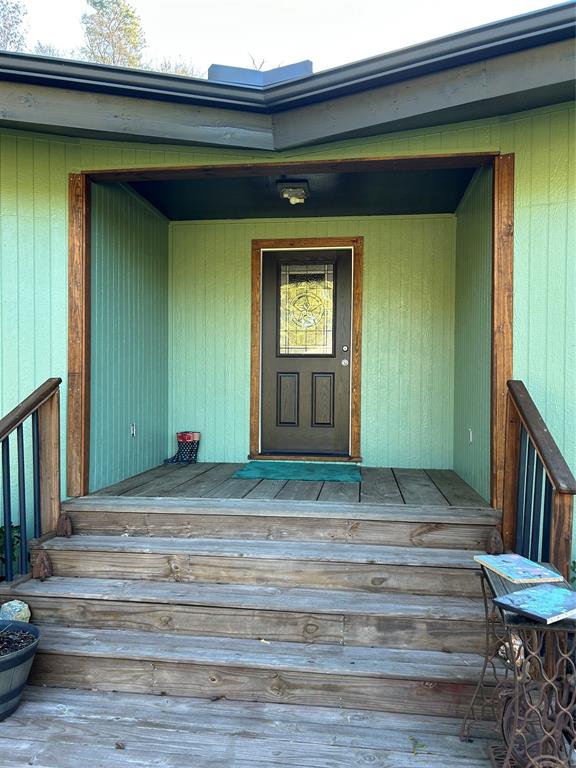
[0,687,493,767]
[31,536,483,595]
[62,495,500,550]
[30,626,489,718]
[2,577,485,652]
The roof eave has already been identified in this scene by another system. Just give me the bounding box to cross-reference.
[0,3,573,113]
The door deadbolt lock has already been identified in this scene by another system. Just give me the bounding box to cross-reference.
[341,359,349,366]
[342,345,349,352]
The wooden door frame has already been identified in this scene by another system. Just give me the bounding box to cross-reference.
[249,238,363,462]
[66,151,512,500]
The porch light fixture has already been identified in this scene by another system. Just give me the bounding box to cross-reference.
[277,180,310,205]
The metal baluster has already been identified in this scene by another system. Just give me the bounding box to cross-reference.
[541,476,553,563]
[1,438,13,582]
[530,459,544,561]
[515,427,528,555]
[522,441,536,558]
[16,425,28,576]
[32,411,41,538]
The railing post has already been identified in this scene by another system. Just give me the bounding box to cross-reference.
[550,491,573,581]
[38,389,61,535]
[501,392,521,550]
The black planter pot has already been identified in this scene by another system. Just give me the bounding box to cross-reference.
[0,620,40,721]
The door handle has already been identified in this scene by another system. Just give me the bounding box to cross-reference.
[341,359,349,367]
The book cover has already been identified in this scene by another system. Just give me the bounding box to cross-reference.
[473,553,564,584]
[493,583,576,624]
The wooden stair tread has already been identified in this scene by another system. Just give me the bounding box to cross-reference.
[5,577,485,620]
[22,684,494,738]
[63,494,501,524]
[36,535,481,568]
[36,625,486,682]
[0,687,493,767]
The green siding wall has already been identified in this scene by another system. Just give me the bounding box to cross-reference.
[0,101,573,505]
[453,169,493,501]
[90,184,169,491]
[170,216,456,467]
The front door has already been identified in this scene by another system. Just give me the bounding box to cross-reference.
[261,249,352,455]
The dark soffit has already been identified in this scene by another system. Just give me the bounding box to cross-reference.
[128,168,477,220]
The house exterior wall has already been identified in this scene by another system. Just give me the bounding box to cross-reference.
[0,102,573,506]
[169,216,456,468]
[453,168,493,501]
[90,183,169,491]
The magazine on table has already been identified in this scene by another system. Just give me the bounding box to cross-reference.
[493,583,576,624]
[473,553,563,584]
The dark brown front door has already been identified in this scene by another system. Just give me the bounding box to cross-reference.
[261,249,352,455]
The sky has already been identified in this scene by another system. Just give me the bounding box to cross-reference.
[21,0,563,75]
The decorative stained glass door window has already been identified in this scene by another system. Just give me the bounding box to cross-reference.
[278,263,335,355]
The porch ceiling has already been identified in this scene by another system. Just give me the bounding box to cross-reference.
[129,167,476,220]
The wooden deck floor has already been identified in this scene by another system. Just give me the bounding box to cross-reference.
[0,687,493,767]
[94,463,489,506]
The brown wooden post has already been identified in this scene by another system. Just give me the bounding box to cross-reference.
[67,173,91,497]
[501,392,521,550]
[550,491,574,581]
[491,154,515,511]
[38,389,61,534]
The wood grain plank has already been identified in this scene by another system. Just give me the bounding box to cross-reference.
[244,479,287,499]
[35,536,480,567]
[93,463,183,495]
[492,153,514,510]
[393,469,449,506]
[360,467,404,504]
[350,237,363,459]
[63,494,499,523]
[3,577,483,619]
[37,389,60,533]
[276,480,323,501]
[318,482,359,503]
[167,464,243,497]
[250,241,262,457]
[66,173,91,497]
[0,685,495,767]
[64,510,495,548]
[426,470,488,507]
[550,491,574,581]
[129,463,217,496]
[30,653,481,718]
[33,553,481,596]
[19,685,495,739]
[1,686,494,758]
[88,155,497,184]
[34,626,486,676]
[203,477,262,499]
[26,596,343,644]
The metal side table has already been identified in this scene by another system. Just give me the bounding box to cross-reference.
[461,566,576,767]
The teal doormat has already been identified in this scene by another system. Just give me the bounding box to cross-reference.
[233,461,361,483]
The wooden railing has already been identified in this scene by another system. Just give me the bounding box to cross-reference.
[502,380,576,580]
[0,378,62,582]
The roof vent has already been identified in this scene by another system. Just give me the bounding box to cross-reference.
[207,60,313,88]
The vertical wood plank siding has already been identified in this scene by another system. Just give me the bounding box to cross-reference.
[0,103,573,526]
[89,184,168,491]
[453,168,493,501]
[170,217,455,467]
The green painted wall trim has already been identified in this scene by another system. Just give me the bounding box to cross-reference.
[90,183,169,491]
[453,168,493,502]
[169,215,456,467]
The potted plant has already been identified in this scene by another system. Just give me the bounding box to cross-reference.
[0,620,40,720]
